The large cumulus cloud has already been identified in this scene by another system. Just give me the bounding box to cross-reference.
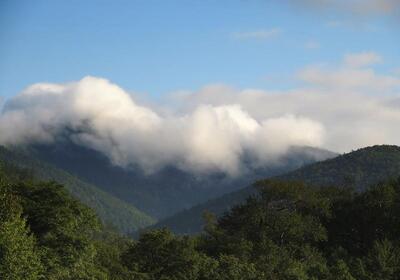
[0,76,324,175]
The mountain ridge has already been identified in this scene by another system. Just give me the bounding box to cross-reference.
[25,139,336,219]
[152,145,400,234]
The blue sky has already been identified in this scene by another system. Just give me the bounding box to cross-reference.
[0,0,399,100]
[1,0,400,166]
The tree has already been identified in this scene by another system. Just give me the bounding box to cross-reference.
[123,229,208,279]
[207,254,263,280]
[10,181,105,279]
[358,239,400,280]
[0,184,43,280]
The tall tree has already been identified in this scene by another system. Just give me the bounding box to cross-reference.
[0,184,43,280]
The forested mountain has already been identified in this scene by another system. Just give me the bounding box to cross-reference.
[25,139,336,218]
[0,146,154,233]
[280,145,400,189]
[154,145,400,234]
[2,162,400,279]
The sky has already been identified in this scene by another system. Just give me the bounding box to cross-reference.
[0,0,400,175]
[1,0,399,99]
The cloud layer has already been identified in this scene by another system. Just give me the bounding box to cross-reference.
[1,52,399,175]
[0,77,323,175]
[173,53,400,153]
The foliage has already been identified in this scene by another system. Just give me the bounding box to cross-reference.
[2,146,400,279]
[153,145,400,234]
[0,180,43,280]
[0,163,106,279]
[0,145,155,233]
[121,178,400,279]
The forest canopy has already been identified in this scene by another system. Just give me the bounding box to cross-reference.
[1,162,400,279]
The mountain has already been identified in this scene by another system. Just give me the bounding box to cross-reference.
[0,146,155,233]
[25,140,336,219]
[279,145,400,189]
[3,148,400,280]
[153,145,400,234]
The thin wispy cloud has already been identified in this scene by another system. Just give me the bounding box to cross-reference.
[304,40,320,50]
[298,52,398,92]
[326,20,346,28]
[232,28,282,40]
[394,68,400,76]
[344,52,382,68]
[287,0,400,16]
[325,19,380,33]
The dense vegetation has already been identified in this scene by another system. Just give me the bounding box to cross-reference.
[0,146,155,233]
[155,145,400,234]
[281,145,400,189]
[27,140,335,218]
[2,160,400,279]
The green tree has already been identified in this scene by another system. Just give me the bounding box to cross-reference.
[207,254,262,280]
[0,184,43,280]
[359,239,400,280]
[94,229,136,280]
[200,180,330,278]
[123,229,203,279]
[328,260,355,280]
[12,181,105,279]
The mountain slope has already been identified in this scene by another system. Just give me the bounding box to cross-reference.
[26,140,336,219]
[0,146,155,233]
[153,145,400,234]
[280,145,400,189]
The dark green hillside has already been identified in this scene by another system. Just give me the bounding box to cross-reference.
[281,145,400,189]
[27,140,335,219]
[154,145,400,234]
[3,155,400,279]
[0,163,134,279]
[0,146,155,233]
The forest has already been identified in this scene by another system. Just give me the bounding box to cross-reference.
[1,160,400,280]
[152,145,400,235]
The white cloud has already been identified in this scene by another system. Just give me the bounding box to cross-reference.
[393,68,400,76]
[232,28,282,40]
[304,40,320,50]
[172,52,400,153]
[344,52,382,68]
[325,20,379,33]
[298,66,400,92]
[0,77,323,176]
[175,86,400,154]
[298,52,399,92]
[326,20,345,28]
[287,0,400,16]
[253,115,325,160]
